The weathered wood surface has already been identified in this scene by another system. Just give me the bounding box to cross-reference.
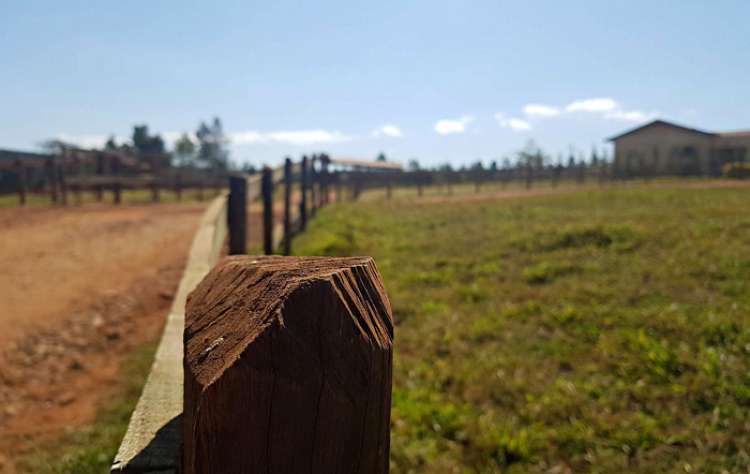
[111,192,228,473]
[183,255,394,474]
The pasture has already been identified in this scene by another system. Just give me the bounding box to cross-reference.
[292,183,750,473]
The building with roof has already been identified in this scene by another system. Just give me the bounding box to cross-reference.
[608,120,750,177]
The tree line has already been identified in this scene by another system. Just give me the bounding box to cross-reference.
[401,140,612,175]
[45,117,232,171]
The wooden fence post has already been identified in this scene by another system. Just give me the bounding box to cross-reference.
[57,163,68,206]
[111,156,122,205]
[151,181,160,203]
[95,153,104,202]
[335,174,342,203]
[352,173,361,201]
[175,172,183,201]
[283,158,292,256]
[72,152,82,205]
[227,175,247,255]
[15,161,26,206]
[262,166,274,255]
[525,164,533,190]
[197,182,205,201]
[320,154,330,207]
[300,156,309,231]
[183,255,394,474]
[310,155,318,217]
[46,158,58,204]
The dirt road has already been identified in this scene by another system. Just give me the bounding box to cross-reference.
[0,203,205,470]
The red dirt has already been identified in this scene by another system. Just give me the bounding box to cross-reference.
[0,203,206,472]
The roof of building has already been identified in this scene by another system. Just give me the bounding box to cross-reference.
[718,130,750,138]
[0,148,52,161]
[0,149,54,169]
[329,157,403,170]
[609,119,750,142]
[607,120,717,142]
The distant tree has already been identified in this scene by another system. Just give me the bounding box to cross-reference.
[502,157,512,170]
[407,159,421,171]
[518,140,545,170]
[490,160,498,171]
[517,140,546,188]
[196,117,229,170]
[105,136,119,151]
[40,139,70,154]
[132,124,165,154]
[591,146,600,167]
[174,133,196,167]
[376,152,387,162]
[241,162,258,174]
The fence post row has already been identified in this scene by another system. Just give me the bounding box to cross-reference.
[227,175,247,255]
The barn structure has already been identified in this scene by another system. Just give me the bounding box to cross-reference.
[609,120,750,177]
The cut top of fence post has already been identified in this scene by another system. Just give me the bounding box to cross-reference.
[183,255,394,474]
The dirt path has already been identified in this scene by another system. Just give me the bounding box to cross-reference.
[0,203,205,470]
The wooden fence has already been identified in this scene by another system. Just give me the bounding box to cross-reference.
[110,152,629,472]
[112,154,394,473]
[0,147,225,205]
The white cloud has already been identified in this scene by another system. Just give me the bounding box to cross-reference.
[523,104,560,117]
[604,109,656,123]
[434,116,473,135]
[565,97,618,113]
[494,113,532,132]
[372,124,403,138]
[230,129,352,146]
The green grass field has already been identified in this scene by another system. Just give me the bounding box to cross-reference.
[292,184,750,473]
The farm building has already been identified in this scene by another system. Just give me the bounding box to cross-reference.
[609,119,750,177]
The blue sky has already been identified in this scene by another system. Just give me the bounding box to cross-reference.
[2,1,749,167]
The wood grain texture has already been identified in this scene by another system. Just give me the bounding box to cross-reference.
[183,255,394,474]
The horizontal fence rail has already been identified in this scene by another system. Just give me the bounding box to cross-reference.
[112,192,228,473]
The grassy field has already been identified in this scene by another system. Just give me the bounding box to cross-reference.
[292,184,750,473]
